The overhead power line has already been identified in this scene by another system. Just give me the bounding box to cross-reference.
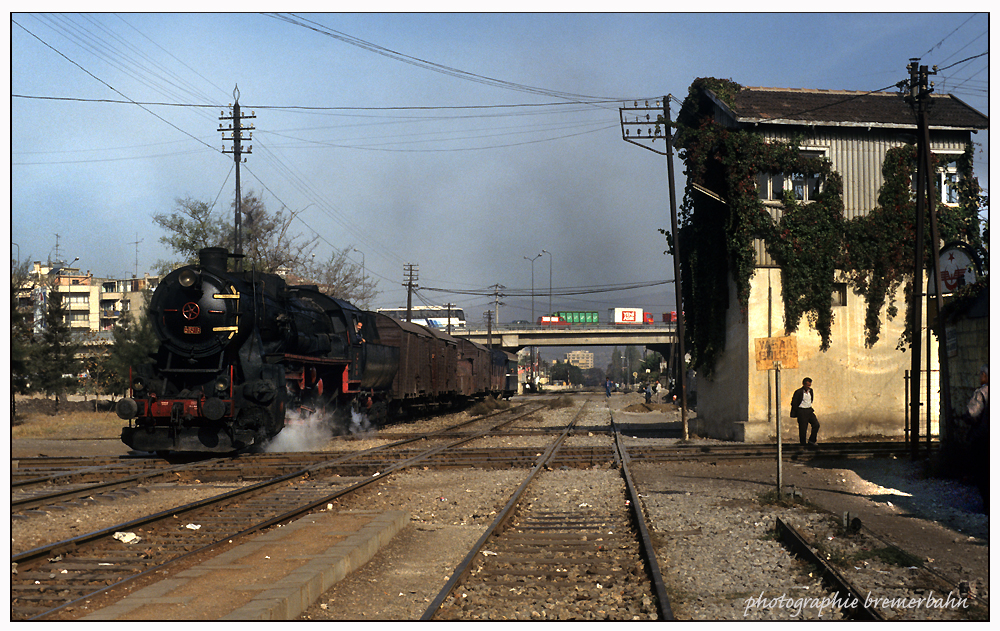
[11,18,218,155]
[421,279,673,298]
[266,13,623,105]
[10,93,626,112]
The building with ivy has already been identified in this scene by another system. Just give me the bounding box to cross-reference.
[672,79,988,442]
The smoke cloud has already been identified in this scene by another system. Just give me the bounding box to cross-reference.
[264,407,375,452]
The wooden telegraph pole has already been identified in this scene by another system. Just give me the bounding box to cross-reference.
[903,59,949,458]
[619,96,688,440]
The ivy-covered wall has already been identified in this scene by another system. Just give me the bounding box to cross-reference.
[670,77,988,379]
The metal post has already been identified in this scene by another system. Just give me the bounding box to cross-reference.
[218,85,254,259]
[524,254,540,387]
[663,96,689,440]
[907,61,927,458]
[524,254,540,322]
[233,96,242,257]
[776,362,783,494]
[904,370,911,440]
[921,103,950,448]
[541,249,552,317]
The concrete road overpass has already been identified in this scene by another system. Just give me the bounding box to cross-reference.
[453,324,678,356]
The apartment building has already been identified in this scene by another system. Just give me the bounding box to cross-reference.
[565,350,594,370]
[18,261,159,339]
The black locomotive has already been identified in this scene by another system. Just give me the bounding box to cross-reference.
[117,247,516,453]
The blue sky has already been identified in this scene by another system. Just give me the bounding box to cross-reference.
[9,11,990,324]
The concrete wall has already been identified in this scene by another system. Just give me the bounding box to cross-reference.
[943,295,989,440]
[693,269,937,443]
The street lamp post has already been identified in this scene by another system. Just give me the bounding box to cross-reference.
[541,249,552,317]
[524,254,541,322]
[524,253,542,390]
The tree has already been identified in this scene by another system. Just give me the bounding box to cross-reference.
[550,361,583,385]
[33,290,80,414]
[99,305,159,397]
[607,346,643,389]
[152,196,228,271]
[639,351,663,383]
[301,247,379,308]
[153,191,377,305]
[11,257,36,422]
[582,367,606,387]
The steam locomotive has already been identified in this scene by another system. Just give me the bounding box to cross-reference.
[117,247,517,453]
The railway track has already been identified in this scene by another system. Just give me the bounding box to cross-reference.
[421,402,672,621]
[774,512,987,620]
[12,394,983,620]
[11,402,547,621]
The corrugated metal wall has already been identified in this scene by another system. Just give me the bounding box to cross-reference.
[749,126,971,267]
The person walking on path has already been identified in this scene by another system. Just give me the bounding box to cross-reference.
[790,377,819,447]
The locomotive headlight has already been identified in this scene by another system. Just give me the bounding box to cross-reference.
[116,398,139,420]
[132,376,146,392]
[178,269,200,288]
[214,376,230,393]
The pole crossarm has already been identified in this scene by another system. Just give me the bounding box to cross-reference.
[619,99,668,155]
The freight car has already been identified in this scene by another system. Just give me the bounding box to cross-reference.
[116,247,516,453]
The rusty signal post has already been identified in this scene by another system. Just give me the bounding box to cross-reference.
[756,336,799,494]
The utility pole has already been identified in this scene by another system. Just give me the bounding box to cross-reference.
[620,96,688,439]
[904,59,949,457]
[490,284,506,326]
[403,264,419,322]
[484,310,494,349]
[219,85,255,258]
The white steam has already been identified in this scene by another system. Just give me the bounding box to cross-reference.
[264,407,375,453]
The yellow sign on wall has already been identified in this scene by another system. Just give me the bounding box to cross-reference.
[754,336,798,370]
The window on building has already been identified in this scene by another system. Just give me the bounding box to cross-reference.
[938,158,961,206]
[910,154,962,206]
[831,283,848,307]
[757,149,825,203]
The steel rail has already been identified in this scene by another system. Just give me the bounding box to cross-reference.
[609,407,675,620]
[420,401,587,620]
[775,517,885,621]
[14,403,546,620]
[11,458,231,512]
[12,458,142,487]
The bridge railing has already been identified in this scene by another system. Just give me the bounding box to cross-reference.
[462,322,678,332]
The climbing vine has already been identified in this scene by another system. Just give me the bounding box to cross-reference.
[667,77,987,377]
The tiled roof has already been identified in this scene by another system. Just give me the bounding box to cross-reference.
[717,86,988,130]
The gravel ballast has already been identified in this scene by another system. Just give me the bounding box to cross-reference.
[11,393,988,620]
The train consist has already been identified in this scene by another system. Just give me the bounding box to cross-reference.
[116,247,517,453]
